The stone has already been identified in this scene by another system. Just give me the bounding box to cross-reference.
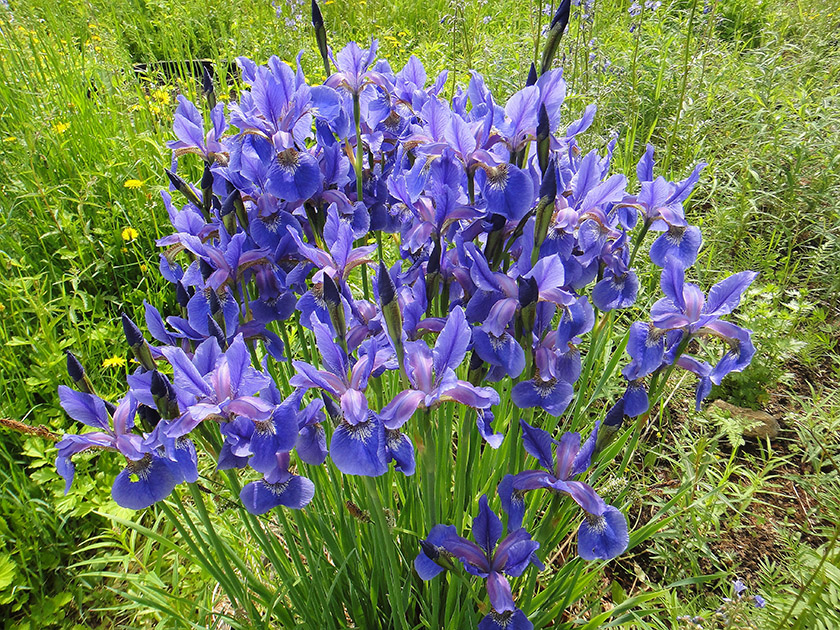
[710,400,780,440]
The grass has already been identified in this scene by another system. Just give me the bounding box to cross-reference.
[0,0,838,627]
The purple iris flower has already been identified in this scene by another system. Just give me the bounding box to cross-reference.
[291,317,394,476]
[511,344,574,417]
[415,496,542,629]
[325,40,383,96]
[167,95,226,162]
[239,451,315,514]
[500,420,629,561]
[56,391,183,509]
[647,262,757,395]
[161,335,274,438]
[379,307,500,438]
[288,203,377,286]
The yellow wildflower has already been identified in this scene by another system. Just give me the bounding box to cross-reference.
[151,88,171,105]
[52,121,70,134]
[121,226,139,241]
[3,137,15,143]
[140,264,148,273]
[124,179,143,189]
[102,355,126,369]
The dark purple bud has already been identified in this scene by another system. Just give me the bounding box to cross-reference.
[311,0,324,28]
[104,400,117,416]
[65,350,85,383]
[537,104,550,174]
[122,313,156,370]
[518,276,539,308]
[66,350,94,394]
[121,313,145,348]
[176,281,190,309]
[487,213,507,233]
[377,261,396,307]
[201,66,216,113]
[220,189,240,217]
[199,259,214,281]
[208,288,222,316]
[150,370,169,399]
[201,163,213,191]
[137,404,161,432]
[207,315,227,349]
[151,371,179,419]
[427,239,442,277]
[420,539,439,561]
[311,0,330,78]
[165,168,203,210]
[595,399,626,456]
[541,0,572,74]
[526,62,538,87]
[538,159,557,201]
[322,391,341,422]
[322,274,341,308]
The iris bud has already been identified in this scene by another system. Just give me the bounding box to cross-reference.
[176,281,190,310]
[150,371,179,420]
[536,104,551,175]
[221,190,239,234]
[199,259,214,281]
[533,160,558,264]
[207,315,227,350]
[322,274,347,349]
[165,168,204,214]
[595,400,626,456]
[201,163,214,217]
[137,404,161,433]
[202,65,216,110]
[122,313,156,371]
[540,0,571,75]
[526,62,538,87]
[378,261,406,383]
[65,350,94,394]
[311,0,331,78]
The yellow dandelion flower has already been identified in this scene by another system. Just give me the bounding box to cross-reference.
[124,179,143,189]
[3,136,15,143]
[140,264,148,273]
[102,355,126,369]
[52,121,70,134]
[122,226,139,241]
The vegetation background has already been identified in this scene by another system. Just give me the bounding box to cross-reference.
[0,0,838,627]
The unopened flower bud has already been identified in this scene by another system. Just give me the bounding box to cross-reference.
[526,61,538,87]
[122,313,156,371]
[65,350,94,394]
[207,314,227,349]
[176,281,190,309]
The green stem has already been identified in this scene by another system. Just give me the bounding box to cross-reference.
[664,0,700,170]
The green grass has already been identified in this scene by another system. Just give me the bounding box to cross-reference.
[0,0,839,627]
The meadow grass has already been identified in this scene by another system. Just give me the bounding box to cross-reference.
[0,0,838,627]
